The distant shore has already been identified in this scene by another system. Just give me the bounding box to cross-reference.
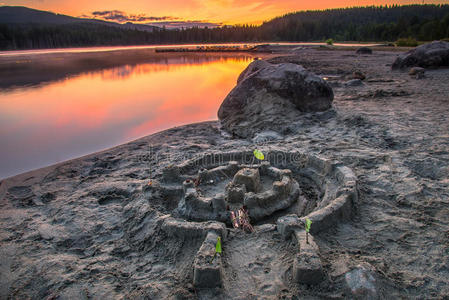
[0,41,389,56]
[0,42,413,90]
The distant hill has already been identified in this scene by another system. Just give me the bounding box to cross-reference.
[0,6,84,24]
[0,6,157,32]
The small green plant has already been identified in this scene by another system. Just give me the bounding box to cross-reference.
[252,149,264,166]
[216,236,222,254]
[211,236,222,263]
[325,38,334,45]
[305,218,312,244]
[253,149,264,160]
[395,37,418,47]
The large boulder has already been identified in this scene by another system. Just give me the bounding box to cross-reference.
[392,41,449,69]
[236,59,271,84]
[218,60,333,137]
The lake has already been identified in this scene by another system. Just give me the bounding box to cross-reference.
[0,49,267,179]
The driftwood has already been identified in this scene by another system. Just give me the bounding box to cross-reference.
[230,207,254,233]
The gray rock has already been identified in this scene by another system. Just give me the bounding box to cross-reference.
[59,284,89,300]
[38,223,64,240]
[351,71,366,80]
[254,223,276,232]
[344,79,364,87]
[409,67,425,75]
[328,81,341,88]
[392,41,449,69]
[252,130,283,143]
[344,264,379,299]
[409,67,426,79]
[218,60,333,138]
[356,47,372,54]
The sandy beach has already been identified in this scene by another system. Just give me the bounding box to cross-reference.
[0,47,448,299]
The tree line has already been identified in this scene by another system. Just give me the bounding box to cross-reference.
[1,4,449,50]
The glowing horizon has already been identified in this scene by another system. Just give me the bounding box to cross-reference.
[1,0,448,26]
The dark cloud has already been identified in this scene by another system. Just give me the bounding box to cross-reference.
[147,20,222,29]
[91,10,175,23]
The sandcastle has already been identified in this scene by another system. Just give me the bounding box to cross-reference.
[177,160,299,223]
[152,150,358,288]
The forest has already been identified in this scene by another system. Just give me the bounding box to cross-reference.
[1,4,449,50]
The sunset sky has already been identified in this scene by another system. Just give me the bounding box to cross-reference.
[1,0,448,26]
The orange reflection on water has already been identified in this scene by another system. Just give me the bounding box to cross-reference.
[0,54,254,178]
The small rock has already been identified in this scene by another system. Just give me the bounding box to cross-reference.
[409,67,425,75]
[254,223,276,233]
[409,67,426,79]
[344,79,364,87]
[352,71,366,80]
[356,47,373,54]
[328,81,341,88]
[344,264,379,299]
[59,284,89,300]
[252,131,283,143]
[186,283,194,292]
[38,223,63,240]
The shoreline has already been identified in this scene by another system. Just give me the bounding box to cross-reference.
[0,41,387,56]
[0,120,218,182]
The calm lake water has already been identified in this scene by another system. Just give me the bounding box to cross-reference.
[0,51,262,179]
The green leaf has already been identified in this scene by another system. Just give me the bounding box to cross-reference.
[253,149,264,160]
[305,218,312,233]
[215,236,222,254]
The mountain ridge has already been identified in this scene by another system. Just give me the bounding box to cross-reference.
[0,6,157,32]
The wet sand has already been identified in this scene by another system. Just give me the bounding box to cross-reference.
[0,47,448,299]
